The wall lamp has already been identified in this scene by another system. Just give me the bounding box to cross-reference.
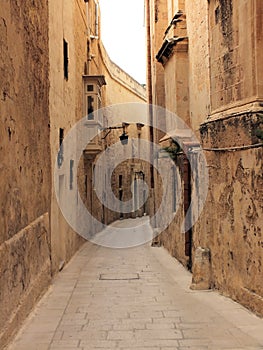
[135,170,144,179]
[102,122,129,145]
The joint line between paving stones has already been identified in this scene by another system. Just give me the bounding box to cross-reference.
[47,243,100,349]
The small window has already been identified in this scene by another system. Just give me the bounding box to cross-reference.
[87,95,94,120]
[63,39,69,80]
[85,175,88,198]
[87,84,94,92]
[69,159,74,190]
[119,175,123,188]
[57,128,64,167]
[59,128,64,146]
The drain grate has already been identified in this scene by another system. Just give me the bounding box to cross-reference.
[99,273,140,281]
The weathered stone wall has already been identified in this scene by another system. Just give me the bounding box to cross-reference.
[185,0,210,132]
[255,0,263,100]
[208,0,263,114]
[0,0,51,346]
[147,0,263,316]
[147,0,169,228]
[0,215,51,347]
[49,0,86,274]
[107,130,150,223]
[153,154,189,267]
[198,112,263,315]
[148,0,169,132]
[191,0,263,315]
[162,13,189,126]
[148,0,167,115]
[150,0,191,262]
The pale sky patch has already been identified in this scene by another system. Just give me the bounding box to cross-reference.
[99,0,146,84]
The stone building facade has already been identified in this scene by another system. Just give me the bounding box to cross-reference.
[0,0,147,347]
[49,0,87,276]
[146,0,263,315]
[0,1,51,346]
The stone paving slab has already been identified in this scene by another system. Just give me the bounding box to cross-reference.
[6,218,263,350]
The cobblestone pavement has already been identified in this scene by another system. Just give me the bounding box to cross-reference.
[7,218,263,350]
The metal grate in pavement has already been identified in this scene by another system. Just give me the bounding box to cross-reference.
[99,273,140,280]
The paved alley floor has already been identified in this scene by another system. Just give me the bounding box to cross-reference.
[7,217,263,350]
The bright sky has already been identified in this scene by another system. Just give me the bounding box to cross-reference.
[99,0,146,85]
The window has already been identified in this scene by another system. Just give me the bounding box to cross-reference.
[69,159,74,190]
[59,128,64,147]
[63,39,69,80]
[83,76,106,122]
[119,175,123,188]
[87,84,94,92]
[57,128,64,167]
[85,175,88,198]
[87,96,94,120]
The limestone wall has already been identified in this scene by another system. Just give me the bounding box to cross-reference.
[0,215,51,347]
[185,0,210,132]
[0,1,51,346]
[147,0,263,316]
[49,0,86,274]
[198,112,263,315]
[208,0,263,115]
[192,0,263,315]
[147,0,169,225]
[150,0,167,112]
[153,154,189,267]
[164,48,189,124]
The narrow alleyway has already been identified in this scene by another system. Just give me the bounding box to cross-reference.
[7,218,263,350]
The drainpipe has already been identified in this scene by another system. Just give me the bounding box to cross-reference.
[146,0,153,107]
[145,0,157,228]
[145,0,153,174]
